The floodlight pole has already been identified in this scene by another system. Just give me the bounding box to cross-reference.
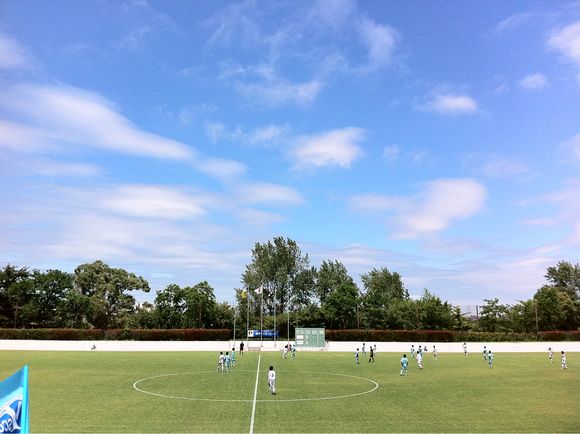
[233,299,236,349]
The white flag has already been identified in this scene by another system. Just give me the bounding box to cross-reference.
[254,285,263,294]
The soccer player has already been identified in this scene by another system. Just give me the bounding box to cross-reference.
[240,341,244,355]
[374,344,377,356]
[231,348,236,367]
[432,345,438,360]
[368,345,375,363]
[416,350,423,370]
[483,346,488,361]
[217,351,225,372]
[362,343,366,357]
[548,347,553,364]
[291,344,296,359]
[463,342,468,356]
[488,351,494,368]
[224,351,231,372]
[355,348,360,365]
[410,344,416,358]
[268,365,276,395]
[561,351,568,370]
[400,354,409,376]
[283,344,288,359]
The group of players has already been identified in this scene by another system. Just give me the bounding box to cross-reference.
[216,348,238,373]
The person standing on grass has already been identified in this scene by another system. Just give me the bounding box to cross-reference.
[374,344,377,356]
[225,352,231,372]
[268,366,276,395]
[463,342,468,356]
[561,351,568,370]
[368,345,375,363]
[411,344,416,358]
[217,352,225,372]
[548,347,553,364]
[400,354,409,376]
[483,346,488,361]
[291,344,296,359]
[355,348,360,365]
[362,343,366,357]
[433,345,438,360]
[416,350,423,370]
[240,341,244,355]
[488,351,494,368]
[231,348,236,367]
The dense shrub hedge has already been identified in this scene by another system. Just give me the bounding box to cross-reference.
[0,328,578,341]
[0,328,231,341]
[325,329,580,342]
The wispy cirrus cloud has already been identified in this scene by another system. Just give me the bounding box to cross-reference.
[350,178,487,239]
[292,127,365,170]
[0,82,250,180]
[357,17,398,72]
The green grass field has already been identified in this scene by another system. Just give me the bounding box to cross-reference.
[1,349,578,433]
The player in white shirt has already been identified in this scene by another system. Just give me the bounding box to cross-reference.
[268,365,276,395]
[416,351,423,369]
[216,351,225,372]
[462,342,467,356]
[548,347,553,364]
[432,345,438,360]
[561,351,568,370]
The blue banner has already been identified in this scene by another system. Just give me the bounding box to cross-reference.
[247,329,279,338]
[0,365,29,433]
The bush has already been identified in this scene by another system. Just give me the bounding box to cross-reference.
[0,328,230,341]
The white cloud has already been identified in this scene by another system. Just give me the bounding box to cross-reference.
[236,78,323,107]
[494,12,534,34]
[480,156,531,179]
[0,32,32,70]
[248,124,288,145]
[548,20,580,67]
[100,185,207,219]
[350,178,487,239]
[519,73,547,90]
[2,83,196,161]
[383,145,400,160]
[198,158,247,179]
[235,182,304,206]
[562,133,580,163]
[423,94,478,115]
[293,127,365,169]
[357,18,398,71]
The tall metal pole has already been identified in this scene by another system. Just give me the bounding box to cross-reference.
[246,291,249,351]
[260,284,263,347]
[274,285,277,347]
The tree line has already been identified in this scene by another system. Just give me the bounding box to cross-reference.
[1,237,578,333]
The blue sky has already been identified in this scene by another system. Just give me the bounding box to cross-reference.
[1,0,579,306]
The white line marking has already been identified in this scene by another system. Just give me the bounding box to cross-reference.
[133,369,379,403]
[249,354,261,434]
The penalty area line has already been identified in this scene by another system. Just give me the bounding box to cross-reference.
[249,353,261,434]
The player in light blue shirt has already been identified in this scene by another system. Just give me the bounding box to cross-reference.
[230,348,236,367]
[224,352,231,372]
[488,351,494,368]
[400,354,409,376]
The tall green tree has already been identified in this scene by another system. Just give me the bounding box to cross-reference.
[478,298,511,332]
[417,289,456,330]
[74,260,150,328]
[316,260,360,329]
[360,267,408,329]
[0,265,32,327]
[31,269,74,327]
[241,237,311,318]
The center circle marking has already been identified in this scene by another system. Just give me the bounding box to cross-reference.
[133,370,379,403]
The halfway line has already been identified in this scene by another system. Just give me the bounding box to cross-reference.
[249,353,262,434]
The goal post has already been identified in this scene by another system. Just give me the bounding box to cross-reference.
[295,327,326,350]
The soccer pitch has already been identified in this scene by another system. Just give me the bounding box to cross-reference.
[2,349,578,433]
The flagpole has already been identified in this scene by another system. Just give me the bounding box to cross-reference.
[246,291,249,352]
[260,284,263,348]
[274,285,277,347]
